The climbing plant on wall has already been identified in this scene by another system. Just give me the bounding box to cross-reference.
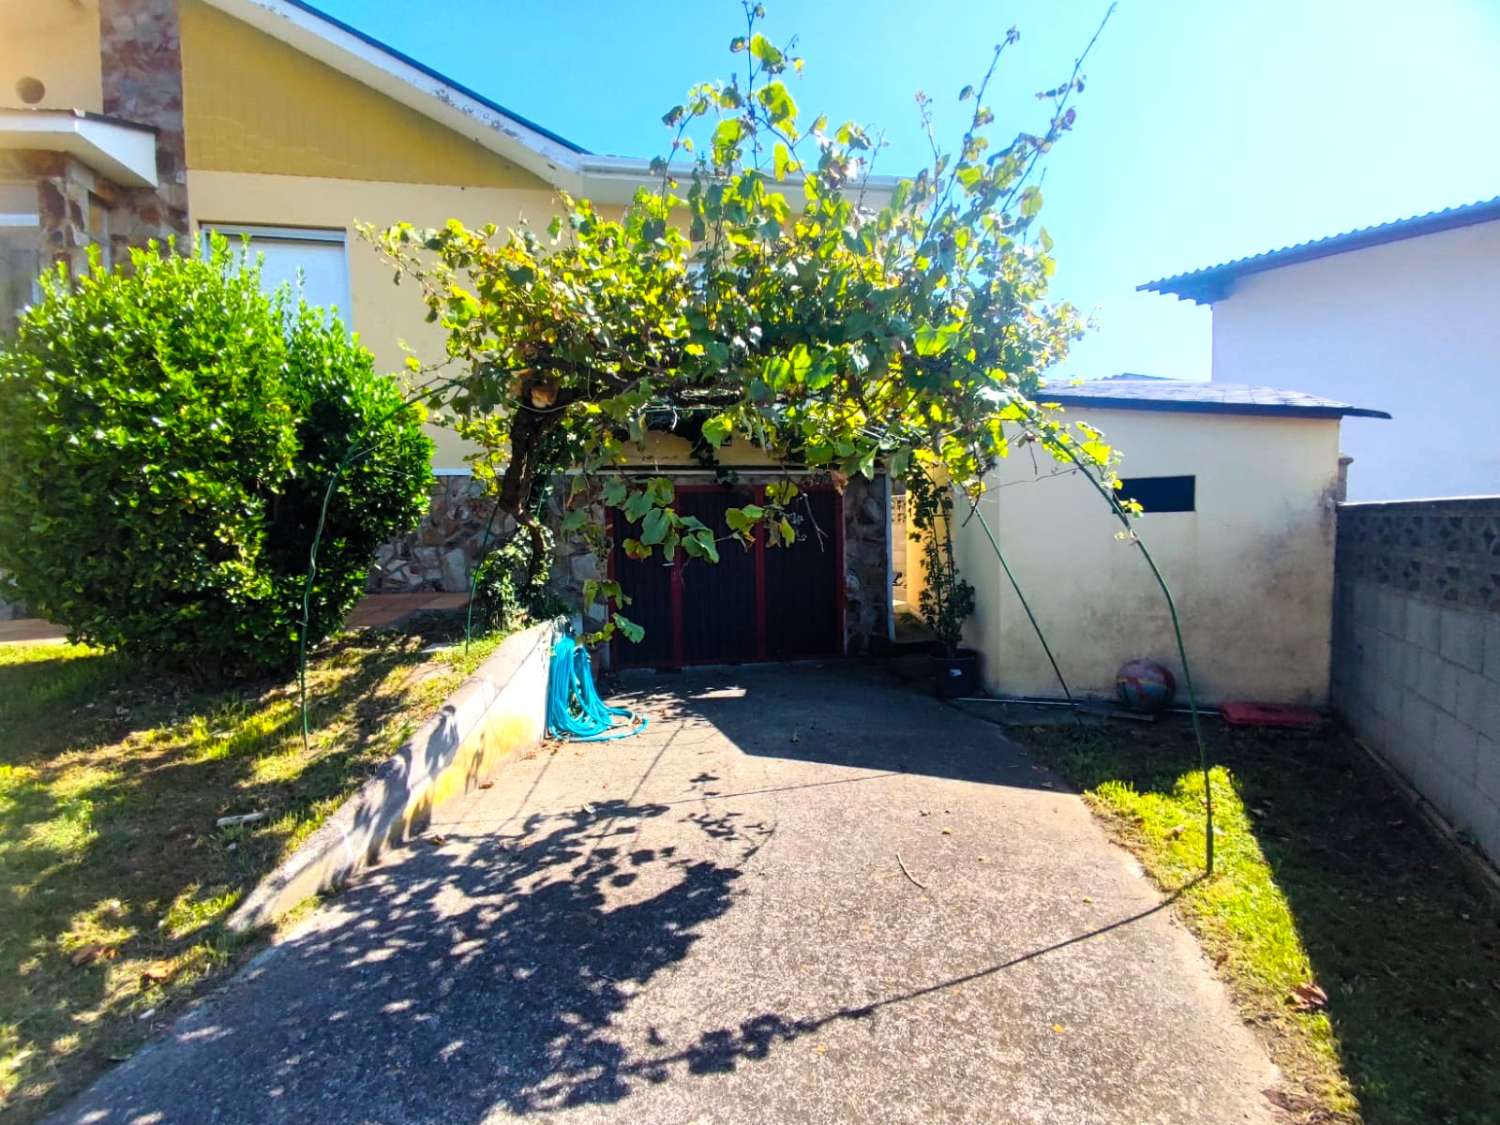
[367,1,1121,644]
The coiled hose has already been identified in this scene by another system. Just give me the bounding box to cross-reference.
[546,632,646,742]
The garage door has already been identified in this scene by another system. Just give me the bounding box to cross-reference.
[611,484,844,668]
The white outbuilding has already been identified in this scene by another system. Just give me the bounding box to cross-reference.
[951,377,1389,706]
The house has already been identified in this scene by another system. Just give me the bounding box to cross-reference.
[952,377,1389,705]
[0,0,897,655]
[1140,197,1500,502]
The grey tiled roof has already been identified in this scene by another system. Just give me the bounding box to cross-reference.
[1040,377,1391,420]
[1138,195,1500,305]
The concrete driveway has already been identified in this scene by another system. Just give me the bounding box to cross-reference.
[60,664,1279,1124]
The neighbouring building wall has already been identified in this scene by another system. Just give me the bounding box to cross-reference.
[953,408,1344,704]
[1332,498,1500,862]
[1211,219,1500,501]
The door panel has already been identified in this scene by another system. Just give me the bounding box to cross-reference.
[765,490,841,659]
[677,491,758,664]
[610,509,674,667]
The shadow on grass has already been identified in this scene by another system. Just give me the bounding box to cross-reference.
[1020,717,1500,1125]
[0,630,456,1122]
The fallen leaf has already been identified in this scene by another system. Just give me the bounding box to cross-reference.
[1051,1023,1066,1033]
[69,944,116,967]
[425,834,448,846]
[941,828,952,835]
[140,963,173,988]
[1288,982,1328,1012]
[1166,825,1185,840]
[478,780,494,790]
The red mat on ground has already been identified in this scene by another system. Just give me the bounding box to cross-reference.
[1219,701,1322,729]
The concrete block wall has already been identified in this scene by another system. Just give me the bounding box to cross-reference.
[1332,498,1500,863]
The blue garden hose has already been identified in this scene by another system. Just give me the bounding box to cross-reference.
[546,632,646,741]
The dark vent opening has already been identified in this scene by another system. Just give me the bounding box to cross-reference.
[1119,475,1196,513]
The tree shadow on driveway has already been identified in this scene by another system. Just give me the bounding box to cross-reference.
[60,665,1256,1124]
[68,795,1191,1123]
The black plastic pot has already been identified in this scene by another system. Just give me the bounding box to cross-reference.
[932,648,981,698]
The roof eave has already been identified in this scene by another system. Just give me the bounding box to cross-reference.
[1046,395,1392,421]
[1139,194,1500,305]
[0,108,158,187]
[578,156,904,208]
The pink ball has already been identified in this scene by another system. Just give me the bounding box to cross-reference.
[1116,659,1177,713]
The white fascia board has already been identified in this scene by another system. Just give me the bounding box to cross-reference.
[0,110,158,187]
[205,0,588,192]
[579,155,904,210]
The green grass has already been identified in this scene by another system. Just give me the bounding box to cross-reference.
[0,625,509,1121]
[1022,719,1500,1124]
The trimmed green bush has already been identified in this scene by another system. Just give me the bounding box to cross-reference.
[0,239,433,678]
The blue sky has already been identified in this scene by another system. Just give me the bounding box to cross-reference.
[317,0,1500,383]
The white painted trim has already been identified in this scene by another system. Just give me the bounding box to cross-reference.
[0,213,40,228]
[204,223,346,242]
[577,154,903,208]
[0,110,158,187]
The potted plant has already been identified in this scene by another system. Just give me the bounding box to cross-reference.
[912,478,980,697]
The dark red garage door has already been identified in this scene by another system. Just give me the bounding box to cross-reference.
[611,484,844,668]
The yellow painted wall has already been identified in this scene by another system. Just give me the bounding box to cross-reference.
[180,0,542,188]
[189,169,577,468]
[0,0,103,113]
[627,430,781,469]
[952,408,1342,704]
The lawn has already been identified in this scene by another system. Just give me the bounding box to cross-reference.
[1020,717,1499,1124]
[0,624,506,1122]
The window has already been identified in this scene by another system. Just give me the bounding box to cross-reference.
[1119,475,1195,513]
[86,194,112,270]
[0,184,41,336]
[201,225,350,323]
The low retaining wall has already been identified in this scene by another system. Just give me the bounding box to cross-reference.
[228,620,557,932]
[1333,498,1500,864]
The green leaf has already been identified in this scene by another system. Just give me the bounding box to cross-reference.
[702,414,734,446]
[614,613,644,644]
[914,323,959,356]
[757,81,797,125]
[623,488,654,522]
[712,117,747,161]
[749,33,783,68]
[773,141,795,182]
[641,506,671,546]
[1019,185,1043,218]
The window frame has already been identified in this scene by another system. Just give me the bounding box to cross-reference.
[198,223,352,322]
[0,210,42,335]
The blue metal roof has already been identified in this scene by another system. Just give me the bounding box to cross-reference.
[1138,195,1500,305]
[1041,376,1391,420]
